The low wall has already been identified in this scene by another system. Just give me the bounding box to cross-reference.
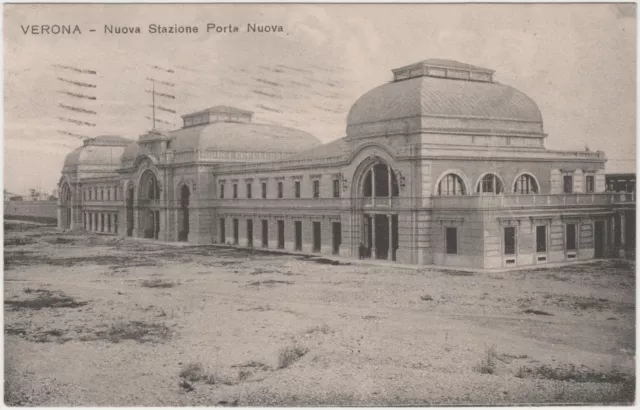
[4,201,58,221]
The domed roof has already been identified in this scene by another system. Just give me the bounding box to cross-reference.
[63,135,131,169]
[347,60,544,138]
[168,121,321,153]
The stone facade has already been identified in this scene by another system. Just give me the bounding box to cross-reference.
[58,59,636,270]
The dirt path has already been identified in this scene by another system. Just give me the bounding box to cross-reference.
[4,227,635,405]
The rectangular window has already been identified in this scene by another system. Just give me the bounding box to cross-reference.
[220,184,225,199]
[233,184,238,199]
[333,179,340,198]
[566,223,577,250]
[107,189,111,201]
[445,227,457,254]
[114,188,117,201]
[246,183,252,199]
[294,181,301,198]
[504,227,516,255]
[101,190,104,201]
[585,175,594,193]
[277,182,283,199]
[261,182,267,199]
[313,180,320,199]
[536,225,547,253]
[563,175,573,193]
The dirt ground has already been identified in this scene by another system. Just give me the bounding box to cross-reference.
[3,220,636,406]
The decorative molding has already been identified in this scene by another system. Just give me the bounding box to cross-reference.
[440,217,464,226]
[530,216,554,224]
[497,217,525,226]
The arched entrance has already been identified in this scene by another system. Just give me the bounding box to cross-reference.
[126,185,134,237]
[354,158,399,261]
[178,184,190,242]
[138,170,161,239]
[59,182,72,230]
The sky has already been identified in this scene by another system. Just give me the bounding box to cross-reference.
[3,3,637,195]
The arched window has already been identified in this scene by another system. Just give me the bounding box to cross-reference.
[437,173,466,196]
[513,173,539,194]
[477,174,503,194]
[147,175,159,200]
[362,162,399,198]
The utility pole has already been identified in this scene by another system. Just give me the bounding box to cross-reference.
[152,79,156,130]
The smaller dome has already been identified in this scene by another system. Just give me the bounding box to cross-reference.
[169,121,321,153]
[63,135,131,169]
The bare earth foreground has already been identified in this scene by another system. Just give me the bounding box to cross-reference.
[4,221,636,406]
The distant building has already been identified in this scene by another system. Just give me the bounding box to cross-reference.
[4,191,24,201]
[58,59,636,269]
[606,173,636,193]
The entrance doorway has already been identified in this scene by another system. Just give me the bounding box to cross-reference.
[332,222,341,255]
[233,218,239,245]
[363,214,397,260]
[126,186,134,237]
[312,221,321,252]
[294,221,302,251]
[178,185,190,242]
[219,218,226,243]
[144,210,155,239]
[595,220,606,258]
[261,220,268,247]
[277,220,285,249]
[247,219,253,247]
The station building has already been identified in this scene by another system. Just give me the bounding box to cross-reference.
[58,59,636,269]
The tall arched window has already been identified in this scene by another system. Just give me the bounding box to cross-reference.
[513,173,539,194]
[437,174,466,196]
[477,174,503,194]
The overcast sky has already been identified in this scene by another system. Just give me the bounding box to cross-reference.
[3,3,636,195]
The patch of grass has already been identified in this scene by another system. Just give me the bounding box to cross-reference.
[4,290,87,311]
[232,360,271,372]
[523,309,554,316]
[442,269,474,276]
[238,305,274,312]
[247,280,293,287]
[475,344,498,374]
[277,344,309,369]
[515,364,631,384]
[95,321,171,344]
[46,237,77,245]
[420,294,434,301]
[305,324,331,335]
[140,279,177,288]
[179,362,212,383]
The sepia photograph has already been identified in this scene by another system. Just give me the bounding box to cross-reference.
[3,2,637,406]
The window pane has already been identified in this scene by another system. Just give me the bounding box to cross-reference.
[586,176,594,193]
[566,224,576,250]
[536,225,547,253]
[563,176,573,193]
[438,174,465,196]
[504,227,516,255]
[446,227,457,254]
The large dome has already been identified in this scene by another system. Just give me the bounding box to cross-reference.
[346,59,544,139]
[63,135,131,169]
